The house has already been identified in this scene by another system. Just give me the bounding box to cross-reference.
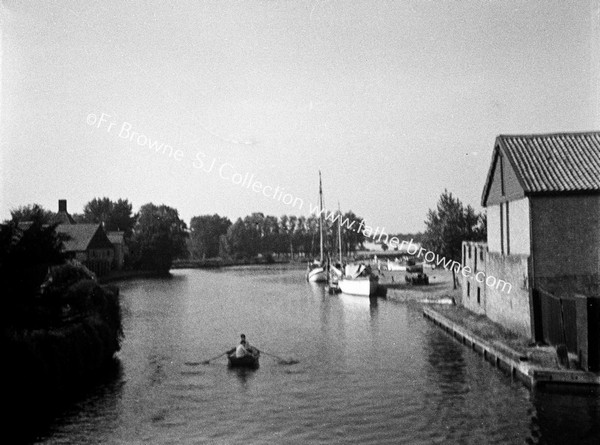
[56,223,114,276]
[106,231,127,270]
[463,132,600,370]
[52,199,129,274]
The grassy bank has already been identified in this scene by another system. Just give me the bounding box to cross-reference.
[379,267,461,303]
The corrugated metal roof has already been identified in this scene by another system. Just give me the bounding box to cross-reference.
[498,132,600,193]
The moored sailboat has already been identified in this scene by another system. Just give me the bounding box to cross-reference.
[327,201,344,293]
[307,171,327,282]
[338,263,379,296]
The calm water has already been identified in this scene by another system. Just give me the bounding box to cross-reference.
[34,265,600,444]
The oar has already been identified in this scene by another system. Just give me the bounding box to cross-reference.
[257,349,298,365]
[201,351,229,364]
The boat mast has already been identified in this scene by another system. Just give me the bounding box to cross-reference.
[319,171,324,263]
[337,201,343,264]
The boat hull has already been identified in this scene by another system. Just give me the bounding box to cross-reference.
[338,277,378,296]
[307,267,327,282]
[227,350,260,368]
[387,261,406,271]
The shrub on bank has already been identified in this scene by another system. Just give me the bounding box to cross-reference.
[3,281,123,429]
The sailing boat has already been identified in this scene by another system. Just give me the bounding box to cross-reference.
[338,263,379,296]
[328,202,344,292]
[306,172,327,282]
[333,204,378,296]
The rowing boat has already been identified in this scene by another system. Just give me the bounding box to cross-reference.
[227,348,260,368]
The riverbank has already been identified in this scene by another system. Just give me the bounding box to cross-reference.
[379,267,460,304]
[424,305,600,389]
[171,257,291,269]
[98,268,160,284]
[5,280,123,442]
[379,266,600,389]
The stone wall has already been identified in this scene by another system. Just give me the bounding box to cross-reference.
[461,241,487,315]
[485,252,532,339]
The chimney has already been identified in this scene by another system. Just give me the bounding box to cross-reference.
[58,199,67,213]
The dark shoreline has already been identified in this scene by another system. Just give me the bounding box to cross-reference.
[171,258,292,269]
[4,281,123,444]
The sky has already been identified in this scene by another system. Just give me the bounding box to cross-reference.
[1,0,599,233]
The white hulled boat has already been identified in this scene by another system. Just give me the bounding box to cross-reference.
[338,263,379,296]
[307,261,327,282]
[387,259,407,271]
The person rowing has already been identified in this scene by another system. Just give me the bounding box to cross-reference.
[228,333,251,358]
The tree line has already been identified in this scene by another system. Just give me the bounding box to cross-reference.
[190,210,368,262]
[6,189,486,278]
[7,200,187,275]
[6,200,372,273]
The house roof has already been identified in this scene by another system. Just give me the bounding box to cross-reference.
[106,231,125,244]
[482,132,600,205]
[53,210,76,225]
[56,224,112,252]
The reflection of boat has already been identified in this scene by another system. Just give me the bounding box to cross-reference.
[307,171,327,283]
[338,264,379,296]
[228,348,260,368]
[339,292,376,307]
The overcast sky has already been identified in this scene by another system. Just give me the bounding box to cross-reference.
[1,0,599,232]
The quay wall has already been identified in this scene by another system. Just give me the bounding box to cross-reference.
[485,252,531,339]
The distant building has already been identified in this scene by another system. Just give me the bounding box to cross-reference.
[106,231,127,270]
[56,223,114,276]
[54,199,76,225]
[463,132,600,354]
[52,199,119,276]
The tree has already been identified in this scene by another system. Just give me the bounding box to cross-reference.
[225,218,251,259]
[341,211,365,256]
[82,197,137,237]
[83,197,112,225]
[189,214,232,259]
[0,215,66,327]
[130,203,188,274]
[421,190,486,288]
[261,215,280,255]
[109,199,138,237]
[9,204,55,224]
[279,215,295,259]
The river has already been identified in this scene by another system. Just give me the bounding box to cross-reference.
[32,265,600,444]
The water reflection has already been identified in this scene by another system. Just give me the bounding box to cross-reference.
[530,387,600,445]
[369,296,379,321]
[425,329,468,392]
[30,268,600,445]
[307,281,327,298]
[38,359,125,444]
[227,366,258,390]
